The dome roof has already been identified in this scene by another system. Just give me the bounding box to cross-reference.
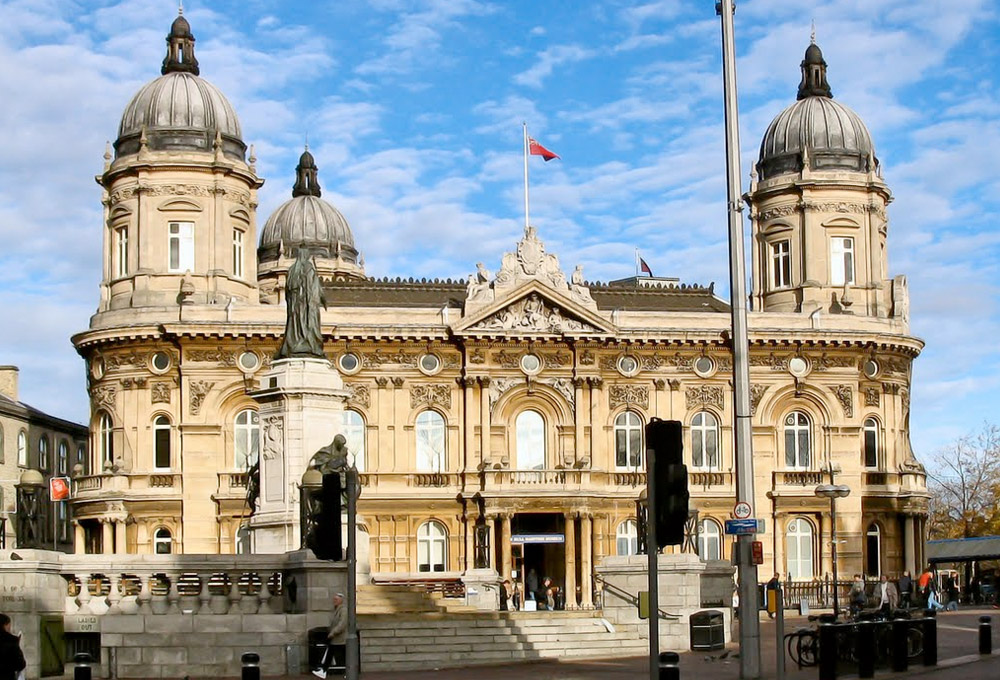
[114,13,245,160]
[258,150,359,264]
[757,42,876,180]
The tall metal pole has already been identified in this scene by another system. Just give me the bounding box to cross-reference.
[717,1,760,677]
[345,467,359,680]
[831,497,839,618]
[646,455,659,680]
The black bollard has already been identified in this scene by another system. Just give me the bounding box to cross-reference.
[856,622,875,678]
[891,619,909,672]
[922,615,937,666]
[73,652,94,680]
[819,623,839,680]
[979,615,992,655]
[658,651,680,680]
[241,652,261,680]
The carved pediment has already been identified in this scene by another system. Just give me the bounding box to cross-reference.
[454,282,615,337]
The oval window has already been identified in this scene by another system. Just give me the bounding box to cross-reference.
[520,354,541,374]
[239,352,260,372]
[618,356,639,375]
[420,354,441,374]
[151,352,171,372]
[339,353,360,373]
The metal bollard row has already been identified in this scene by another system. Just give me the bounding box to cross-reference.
[980,615,992,655]
[242,651,261,680]
[658,651,680,680]
[73,653,94,680]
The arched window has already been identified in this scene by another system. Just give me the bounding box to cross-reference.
[698,519,722,561]
[153,416,171,470]
[515,410,545,470]
[153,527,172,555]
[234,409,260,470]
[98,414,114,470]
[866,523,881,577]
[417,520,447,572]
[342,410,366,472]
[38,435,49,471]
[786,518,814,581]
[614,411,644,469]
[691,412,720,470]
[784,411,811,469]
[415,411,446,472]
[17,431,27,467]
[863,417,879,468]
[616,519,639,556]
[58,441,68,475]
[76,444,87,475]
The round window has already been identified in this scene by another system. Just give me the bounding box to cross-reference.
[788,357,809,377]
[618,356,639,375]
[694,357,714,375]
[863,359,879,379]
[239,352,260,372]
[92,357,106,380]
[151,352,171,372]
[339,352,360,373]
[419,354,441,374]
[520,354,541,374]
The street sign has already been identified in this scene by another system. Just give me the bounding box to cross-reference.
[751,541,764,565]
[725,518,763,535]
[511,533,564,544]
[733,501,752,519]
[49,477,70,501]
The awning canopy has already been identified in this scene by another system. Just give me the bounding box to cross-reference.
[926,536,1000,563]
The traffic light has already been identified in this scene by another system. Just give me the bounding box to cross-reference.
[306,472,343,560]
[646,418,689,548]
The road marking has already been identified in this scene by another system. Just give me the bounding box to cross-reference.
[936,624,978,632]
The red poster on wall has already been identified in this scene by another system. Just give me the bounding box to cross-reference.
[50,477,70,501]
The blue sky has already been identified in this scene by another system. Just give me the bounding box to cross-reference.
[1,0,997,460]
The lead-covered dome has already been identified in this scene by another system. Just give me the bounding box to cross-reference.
[114,13,245,160]
[258,149,359,265]
[757,41,876,180]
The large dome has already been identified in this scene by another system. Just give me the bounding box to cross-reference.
[258,150,358,264]
[757,42,876,180]
[114,14,245,160]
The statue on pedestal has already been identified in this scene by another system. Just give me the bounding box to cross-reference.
[276,248,327,360]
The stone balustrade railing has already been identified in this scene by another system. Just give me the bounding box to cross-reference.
[71,473,184,496]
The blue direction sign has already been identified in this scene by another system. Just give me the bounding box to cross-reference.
[725,519,764,535]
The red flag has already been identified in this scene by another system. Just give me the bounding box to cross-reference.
[528,137,560,161]
[640,257,653,276]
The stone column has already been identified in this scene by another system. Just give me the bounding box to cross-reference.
[501,514,512,580]
[772,512,785,577]
[114,520,127,554]
[820,511,832,577]
[464,514,475,571]
[903,514,916,575]
[564,512,577,609]
[479,377,491,465]
[101,519,113,555]
[73,521,85,554]
[580,513,593,608]
[486,514,497,571]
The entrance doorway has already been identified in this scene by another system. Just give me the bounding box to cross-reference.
[509,513,566,608]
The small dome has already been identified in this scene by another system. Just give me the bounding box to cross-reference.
[757,42,875,180]
[259,150,358,264]
[113,14,245,160]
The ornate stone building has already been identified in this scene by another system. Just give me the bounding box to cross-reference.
[71,16,928,601]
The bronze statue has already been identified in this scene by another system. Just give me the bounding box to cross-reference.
[310,434,350,474]
[276,248,327,359]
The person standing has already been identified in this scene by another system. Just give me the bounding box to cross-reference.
[918,565,934,605]
[849,574,867,618]
[499,580,511,611]
[527,568,539,603]
[313,593,347,679]
[898,571,913,609]
[765,573,781,618]
[0,613,26,680]
[877,575,899,616]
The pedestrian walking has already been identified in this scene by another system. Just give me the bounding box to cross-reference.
[898,571,912,609]
[849,574,867,618]
[765,573,780,618]
[0,613,26,680]
[312,593,347,678]
[918,565,934,605]
[877,574,898,616]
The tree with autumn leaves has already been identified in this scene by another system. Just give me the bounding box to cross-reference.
[927,423,1000,539]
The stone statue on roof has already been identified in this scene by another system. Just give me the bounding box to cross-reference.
[276,248,327,360]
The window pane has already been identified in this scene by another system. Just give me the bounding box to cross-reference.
[693,430,704,467]
[416,412,445,472]
[515,411,545,470]
[864,430,877,467]
[798,430,810,467]
[784,429,796,467]
[628,429,642,467]
[706,430,718,470]
[155,426,170,469]
[615,429,627,467]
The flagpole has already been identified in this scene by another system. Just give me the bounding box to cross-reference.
[523,122,530,230]
[635,248,639,277]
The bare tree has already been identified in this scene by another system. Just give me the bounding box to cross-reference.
[927,423,1000,539]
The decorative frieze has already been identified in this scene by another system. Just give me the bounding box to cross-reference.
[262,416,283,460]
[579,350,596,366]
[749,384,768,416]
[104,351,145,369]
[832,385,854,417]
[187,349,238,366]
[475,293,598,333]
[813,354,856,370]
[802,200,886,220]
[410,384,451,410]
[92,385,116,409]
[685,385,724,410]
[541,351,572,367]
[469,349,486,364]
[189,380,215,415]
[345,383,371,409]
[362,349,418,368]
[758,204,798,221]
[609,384,649,409]
[151,382,171,404]
[864,387,880,407]
[493,350,522,369]
[750,353,791,371]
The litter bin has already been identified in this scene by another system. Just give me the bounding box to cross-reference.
[690,610,725,651]
[308,627,328,669]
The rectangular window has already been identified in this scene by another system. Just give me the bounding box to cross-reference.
[233,229,244,279]
[168,221,195,272]
[58,502,69,542]
[772,240,791,288]
[115,226,129,278]
[830,237,855,286]
[154,428,171,470]
[864,429,878,468]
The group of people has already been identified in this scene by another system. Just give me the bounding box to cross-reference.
[500,569,561,611]
[845,565,960,617]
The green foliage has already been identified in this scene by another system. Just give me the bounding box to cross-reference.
[928,423,1000,539]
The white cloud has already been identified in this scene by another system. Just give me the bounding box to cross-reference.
[513,44,595,89]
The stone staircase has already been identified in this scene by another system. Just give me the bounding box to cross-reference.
[357,583,480,614]
[358,610,648,671]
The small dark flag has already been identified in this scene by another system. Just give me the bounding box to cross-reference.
[640,257,653,276]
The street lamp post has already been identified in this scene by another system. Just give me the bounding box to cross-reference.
[815,479,851,618]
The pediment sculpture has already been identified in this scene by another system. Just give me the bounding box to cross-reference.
[473,292,598,333]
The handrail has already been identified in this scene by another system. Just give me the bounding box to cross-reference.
[594,572,681,620]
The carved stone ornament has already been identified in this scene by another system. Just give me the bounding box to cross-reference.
[188,380,215,415]
[864,387,880,407]
[442,354,461,369]
[475,293,598,333]
[813,353,856,371]
[410,384,451,410]
[541,351,572,367]
[262,416,283,461]
[749,384,768,416]
[92,385,116,409]
[802,200,886,220]
[104,351,144,369]
[151,382,171,404]
[882,357,910,375]
[346,383,371,409]
[539,378,576,408]
[685,385,724,410]
[832,385,854,417]
[362,349,418,368]
[374,376,389,388]
[750,353,790,371]
[469,349,486,364]
[579,350,596,366]
[489,377,523,413]
[493,350,522,369]
[758,204,798,222]
[187,348,238,366]
[609,384,649,409]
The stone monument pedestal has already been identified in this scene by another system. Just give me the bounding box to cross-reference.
[250,357,348,553]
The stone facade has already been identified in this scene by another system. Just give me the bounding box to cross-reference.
[69,18,928,602]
